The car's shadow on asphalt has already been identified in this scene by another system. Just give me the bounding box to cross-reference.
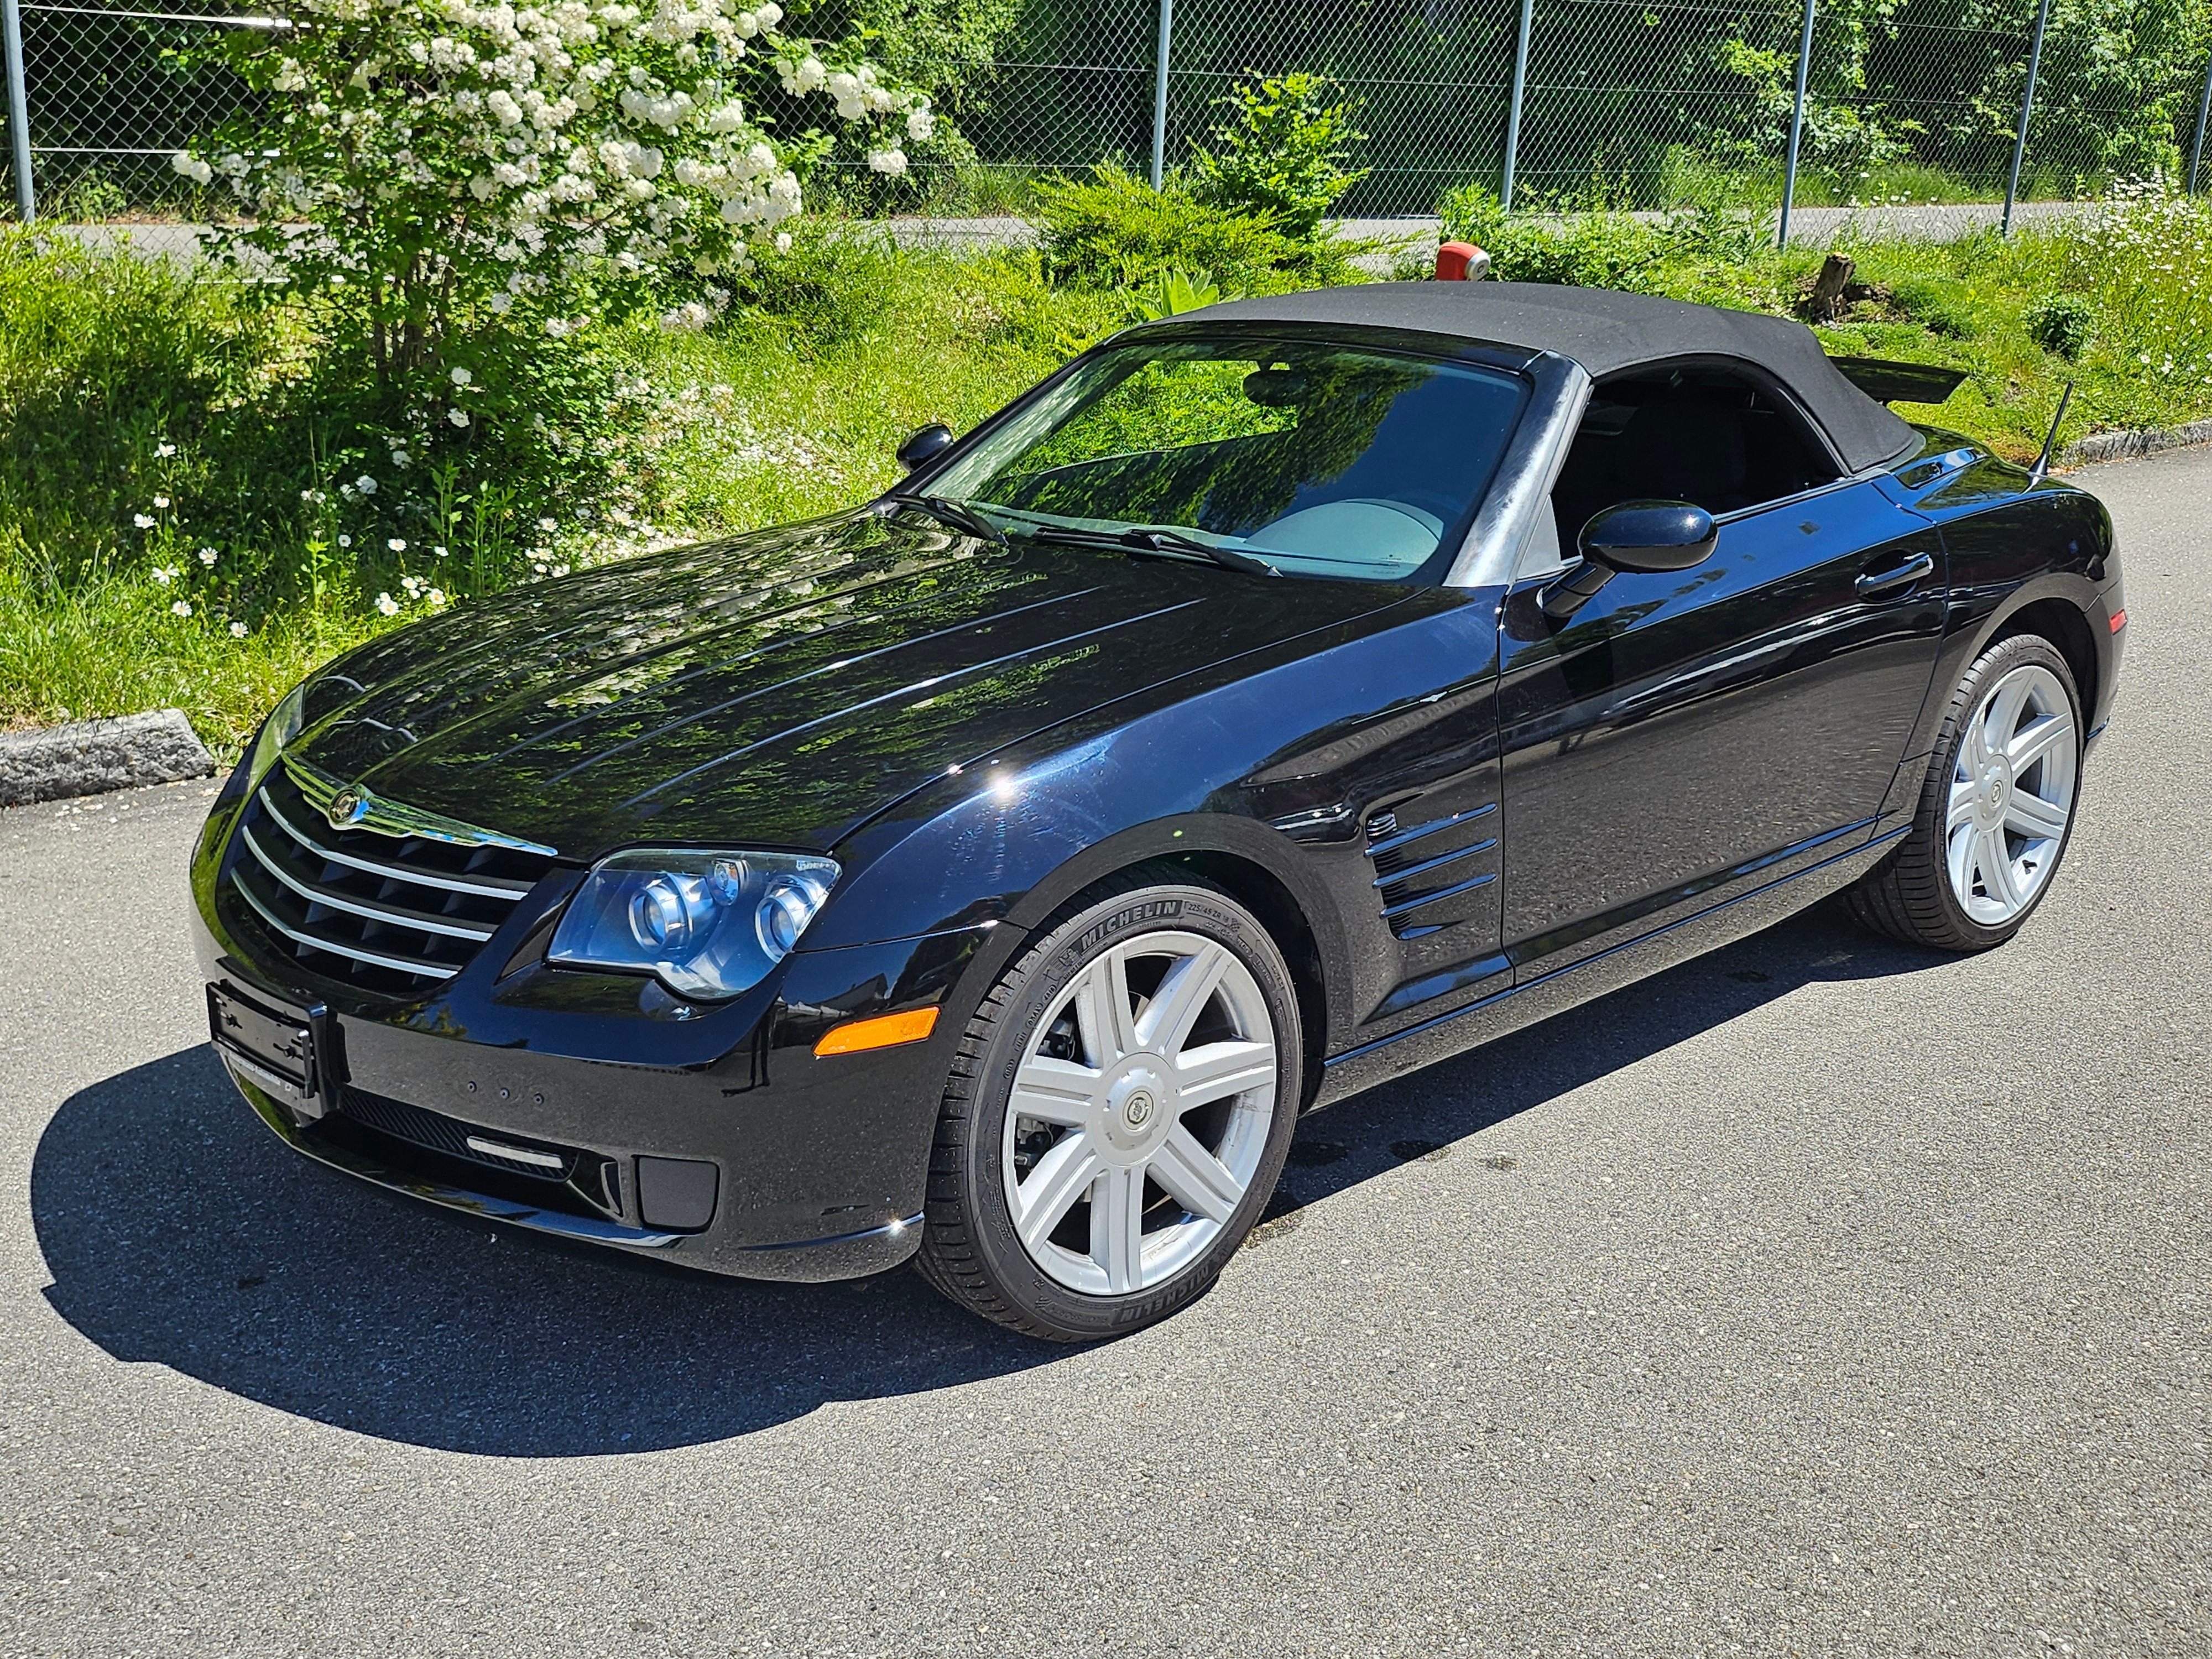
[31,899,1948,1457]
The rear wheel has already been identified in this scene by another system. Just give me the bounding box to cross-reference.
[1848,632,2082,951]
[916,869,1301,1341]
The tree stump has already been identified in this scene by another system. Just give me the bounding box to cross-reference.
[1807,253,1854,324]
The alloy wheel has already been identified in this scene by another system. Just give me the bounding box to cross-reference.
[1945,661,2078,926]
[1000,930,1279,1296]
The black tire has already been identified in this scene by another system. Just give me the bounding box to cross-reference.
[915,865,1303,1342]
[1846,630,2083,952]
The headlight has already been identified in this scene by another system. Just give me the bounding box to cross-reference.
[547,849,841,999]
[247,682,306,790]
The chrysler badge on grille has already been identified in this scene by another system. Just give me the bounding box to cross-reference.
[326,788,369,830]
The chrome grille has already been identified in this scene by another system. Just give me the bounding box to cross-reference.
[229,758,555,995]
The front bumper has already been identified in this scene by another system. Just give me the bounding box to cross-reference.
[190,783,1001,1284]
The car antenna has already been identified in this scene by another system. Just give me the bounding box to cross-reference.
[2028,380,2074,484]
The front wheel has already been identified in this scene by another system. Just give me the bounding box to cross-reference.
[1848,631,2083,951]
[916,869,1301,1341]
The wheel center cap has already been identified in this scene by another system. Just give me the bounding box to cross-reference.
[1101,1062,1172,1154]
[1980,758,2012,819]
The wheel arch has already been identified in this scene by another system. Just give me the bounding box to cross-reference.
[1994,593,2100,728]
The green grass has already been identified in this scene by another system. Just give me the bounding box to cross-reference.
[4,186,2209,754]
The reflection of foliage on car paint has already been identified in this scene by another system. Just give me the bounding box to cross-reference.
[995,350,1432,537]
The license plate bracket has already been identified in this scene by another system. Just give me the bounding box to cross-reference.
[207,982,326,1115]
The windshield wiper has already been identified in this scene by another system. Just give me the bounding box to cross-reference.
[1020,522,1281,577]
[889,493,1005,545]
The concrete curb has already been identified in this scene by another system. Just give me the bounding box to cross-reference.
[0,708,216,808]
[2059,418,2212,470]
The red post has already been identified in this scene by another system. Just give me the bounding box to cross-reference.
[1435,242,1491,281]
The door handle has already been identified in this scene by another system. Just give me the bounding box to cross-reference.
[1855,551,1936,598]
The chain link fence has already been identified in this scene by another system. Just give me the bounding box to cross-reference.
[4,0,2210,222]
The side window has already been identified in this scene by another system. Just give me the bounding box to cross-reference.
[1548,365,1839,560]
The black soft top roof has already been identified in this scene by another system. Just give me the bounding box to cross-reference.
[1186,281,1919,474]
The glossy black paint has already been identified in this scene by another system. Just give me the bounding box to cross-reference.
[189,324,2120,1285]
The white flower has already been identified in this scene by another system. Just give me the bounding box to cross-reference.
[337,534,352,548]
[388,537,407,552]
[906,107,935,143]
[375,592,400,617]
[401,574,422,597]
[229,620,249,638]
[432,545,450,559]
[170,151,213,186]
[355,474,378,495]
[389,447,411,467]
[537,517,558,531]
[152,494,170,508]
[449,408,472,428]
[450,364,473,387]
[489,292,512,314]
[155,442,177,458]
[171,600,192,617]
[199,547,218,566]
[426,588,447,608]
[134,513,156,529]
[867,148,908,178]
[150,566,173,585]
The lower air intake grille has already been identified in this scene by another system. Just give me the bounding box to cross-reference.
[228,758,554,997]
[340,1088,578,1182]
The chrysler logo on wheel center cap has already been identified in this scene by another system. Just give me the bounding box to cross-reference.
[1123,1089,1156,1129]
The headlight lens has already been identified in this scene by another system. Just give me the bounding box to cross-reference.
[548,849,841,999]
[246,682,306,790]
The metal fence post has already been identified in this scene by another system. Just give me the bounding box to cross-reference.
[2002,0,2053,236]
[2190,48,2212,196]
[1,0,31,223]
[1777,0,1816,249]
[1500,0,1536,209]
[1149,0,1174,190]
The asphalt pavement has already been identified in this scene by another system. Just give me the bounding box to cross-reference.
[2,445,2208,1658]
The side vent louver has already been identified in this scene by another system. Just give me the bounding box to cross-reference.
[1363,801,1500,940]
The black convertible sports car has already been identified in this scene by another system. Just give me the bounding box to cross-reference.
[191,281,2125,1340]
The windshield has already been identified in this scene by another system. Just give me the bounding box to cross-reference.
[924,336,1528,583]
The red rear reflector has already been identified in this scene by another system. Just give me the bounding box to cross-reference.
[2109,609,2127,633]
[814,1006,940,1057]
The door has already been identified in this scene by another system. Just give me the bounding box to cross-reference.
[1496,474,1945,979]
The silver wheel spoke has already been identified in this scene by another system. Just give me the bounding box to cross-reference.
[1010,1054,1098,1128]
[1072,947,1139,1069]
[1089,1164,1147,1293]
[1947,773,1980,829]
[2006,711,2072,775]
[1985,674,2033,748]
[1947,821,1977,899]
[1173,1039,1276,1111]
[1976,826,2021,910]
[1137,942,1229,1056]
[1013,1132,1102,1252]
[1958,711,1989,770]
[2005,792,2069,843]
[1149,1124,1245,1224]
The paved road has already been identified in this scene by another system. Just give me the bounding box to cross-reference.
[3,446,2208,1657]
[61,197,2093,268]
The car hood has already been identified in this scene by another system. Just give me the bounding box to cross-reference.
[283,511,1414,857]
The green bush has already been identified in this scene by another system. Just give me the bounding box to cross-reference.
[1432,185,1677,290]
[1033,164,1358,291]
[2025,294,2098,360]
[1189,72,1368,242]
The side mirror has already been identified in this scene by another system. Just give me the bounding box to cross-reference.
[896,422,954,474]
[1540,499,1717,620]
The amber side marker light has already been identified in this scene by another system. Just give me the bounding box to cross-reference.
[813,1006,941,1057]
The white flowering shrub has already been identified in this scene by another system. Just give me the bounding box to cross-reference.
[175,0,932,383]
